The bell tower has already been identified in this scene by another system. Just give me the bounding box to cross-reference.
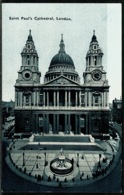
[16,30,41,84]
[15,30,41,133]
[82,31,110,135]
[83,30,108,85]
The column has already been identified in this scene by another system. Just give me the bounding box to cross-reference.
[89,91,91,107]
[47,91,49,107]
[105,91,107,107]
[86,57,87,66]
[75,115,78,134]
[53,114,56,134]
[91,56,94,65]
[19,91,22,106]
[99,94,101,107]
[102,92,104,107]
[23,95,26,106]
[46,115,49,133]
[85,91,87,107]
[18,91,20,106]
[37,91,39,106]
[87,91,89,106]
[35,114,38,133]
[103,91,106,107]
[85,115,88,134]
[57,115,59,134]
[64,114,67,134]
[98,56,100,65]
[103,92,104,107]
[88,114,91,134]
[35,91,37,106]
[57,91,59,106]
[43,91,45,106]
[65,90,67,107]
[79,91,81,107]
[68,115,70,134]
[33,91,35,106]
[69,91,70,106]
[78,115,81,134]
[43,114,45,133]
[107,91,109,107]
[54,91,56,107]
[15,91,17,106]
[75,91,77,107]
[29,94,31,106]
[17,92,20,106]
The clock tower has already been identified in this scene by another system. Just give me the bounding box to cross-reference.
[83,30,108,86]
[16,30,41,84]
[15,30,42,133]
[82,31,110,135]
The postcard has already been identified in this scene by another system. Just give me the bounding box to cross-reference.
[1,3,122,193]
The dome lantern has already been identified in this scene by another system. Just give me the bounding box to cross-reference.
[59,34,65,53]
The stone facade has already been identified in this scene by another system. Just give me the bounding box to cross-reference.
[14,30,110,136]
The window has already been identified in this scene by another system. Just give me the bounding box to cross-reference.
[93,119,99,131]
[27,55,30,65]
[33,56,35,64]
[89,56,91,65]
[26,96,29,105]
[94,56,97,65]
[39,117,43,126]
[80,118,85,127]
[81,94,84,106]
[95,96,99,104]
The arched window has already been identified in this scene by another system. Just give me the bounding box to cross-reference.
[27,55,30,65]
[94,56,97,65]
[39,117,43,126]
[33,55,35,64]
[89,56,91,65]
[94,96,99,104]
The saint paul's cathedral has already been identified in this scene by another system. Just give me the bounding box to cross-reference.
[14,30,110,136]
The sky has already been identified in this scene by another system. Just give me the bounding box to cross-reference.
[2,3,121,103]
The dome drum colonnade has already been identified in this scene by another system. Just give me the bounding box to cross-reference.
[14,30,109,136]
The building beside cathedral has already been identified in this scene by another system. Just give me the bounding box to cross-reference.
[14,30,110,136]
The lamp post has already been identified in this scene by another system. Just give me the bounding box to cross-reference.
[77,153,79,167]
[23,152,25,166]
[44,152,46,166]
[98,153,101,168]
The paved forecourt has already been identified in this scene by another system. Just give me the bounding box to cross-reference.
[6,133,121,186]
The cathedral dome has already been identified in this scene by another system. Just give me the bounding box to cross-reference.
[50,34,74,67]
[50,52,74,66]
[44,34,80,84]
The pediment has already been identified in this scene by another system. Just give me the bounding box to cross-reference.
[44,75,80,86]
